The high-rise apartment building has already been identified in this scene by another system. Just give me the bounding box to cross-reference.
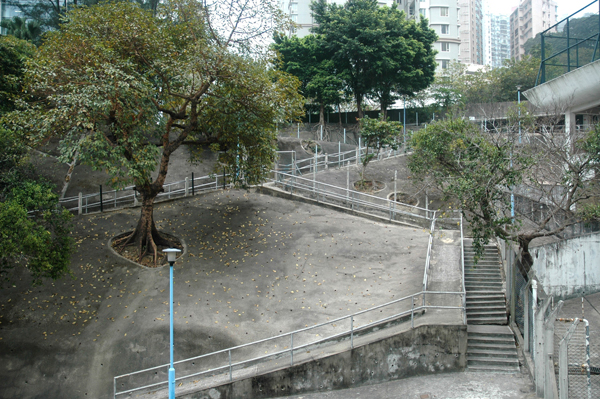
[510,0,558,60]
[484,13,510,68]
[458,0,484,65]
[417,0,461,71]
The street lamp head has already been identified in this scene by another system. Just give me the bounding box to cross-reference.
[516,85,522,91]
[163,248,181,264]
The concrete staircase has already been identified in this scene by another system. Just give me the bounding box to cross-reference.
[465,244,506,325]
[464,242,519,373]
[467,325,520,373]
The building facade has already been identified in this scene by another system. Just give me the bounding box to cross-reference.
[418,0,461,71]
[458,0,483,65]
[510,0,558,60]
[483,13,510,68]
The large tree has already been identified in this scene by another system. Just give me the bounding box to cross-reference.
[310,0,436,119]
[11,0,303,264]
[272,33,343,129]
[409,114,600,272]
[368,7,437,119]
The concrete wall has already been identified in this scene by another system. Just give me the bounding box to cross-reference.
[532,233,600,299]
[182,324,467,399]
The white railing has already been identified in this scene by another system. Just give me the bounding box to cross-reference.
[270,170,432,225]
[58,173,230,215]
[113,290,464,398]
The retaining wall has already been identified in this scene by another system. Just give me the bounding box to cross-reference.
[182,324,467,399]
[532,233,600,299]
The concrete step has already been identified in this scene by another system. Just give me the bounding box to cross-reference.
[467,349,518,359]
[465,283,503,288]
[467,356,519,368]
[464,262,501,267]
[468,336,515,346]
[465,277,503,283]
[468,343,517,353]
[467,307,507,314]
[467,364,520,374]
[465,285,503,291]
[467,324,513,335]
[466,302,506,309]
[467,291,505,296]
[467,310,509,318]
[465,270,502,275]
[467,316,507,325]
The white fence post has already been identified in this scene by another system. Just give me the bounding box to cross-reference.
[185,177,189,197]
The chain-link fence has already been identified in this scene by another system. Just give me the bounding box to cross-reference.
[554,318,599,399]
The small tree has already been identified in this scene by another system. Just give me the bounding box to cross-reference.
[357,116,401,185]
[409,113,600,272]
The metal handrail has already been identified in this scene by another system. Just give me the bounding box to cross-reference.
[422,212,437,294]
[460,213,466,325]
[114,290,464,397]
[271,170,432,220]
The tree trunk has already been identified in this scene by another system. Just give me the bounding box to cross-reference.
[518,236,534,275]
[319,102,325,128]
[113,186,174,265]
[356,95,363,119]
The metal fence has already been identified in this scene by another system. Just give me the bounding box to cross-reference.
[554,318,600,399]
[502,237,600,398]
[58,143,406,216]
[276,144,405,178]
[58,173,230,215]
[270,170,433,227]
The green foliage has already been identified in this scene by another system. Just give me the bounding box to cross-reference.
[0,36,36,114]
[0,16,43,45]
[310,0,437,116]
[418,56,539,115]
[272,33,343,124]
[358,116,401,180]
[0,128,73,287]
[409,118,531,255]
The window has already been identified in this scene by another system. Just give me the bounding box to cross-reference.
[289,2,297,13]
[419,8,426,17]
[291,14,297,22]
[441,25,449,34]
[441,42,450,52]
[440,7,449,17]
[441,60,449,69]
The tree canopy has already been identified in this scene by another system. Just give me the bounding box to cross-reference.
[409,114,600,271]
[310,0,437,118]
[357,116,401,183]
[272,33,343,127]
[9,0,304,264]
[417,56,540,115]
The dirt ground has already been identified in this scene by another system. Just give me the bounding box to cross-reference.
[0,150,437,398]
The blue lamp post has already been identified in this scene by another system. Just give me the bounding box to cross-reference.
[163,248,181,399]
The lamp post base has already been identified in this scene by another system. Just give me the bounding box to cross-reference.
[169,367,175,399]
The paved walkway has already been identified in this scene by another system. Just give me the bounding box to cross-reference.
[277,370,536,399]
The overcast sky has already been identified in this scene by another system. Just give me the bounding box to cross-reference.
[486,0,598,21]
